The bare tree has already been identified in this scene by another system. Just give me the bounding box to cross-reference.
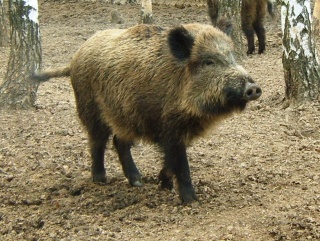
[281,0,320,103]
[0,0,9,46]
[0,0,41,109]
[207,0,244,57]
[140,0,153,24]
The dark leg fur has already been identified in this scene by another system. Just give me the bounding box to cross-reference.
[242,26,255,54]
[253,21,266,54]
[89,127,110,183]
[158,164,174,190]
[113,136,142,186]
[74,90,111,183]
[159,143,198,204]
[87,115,111,183]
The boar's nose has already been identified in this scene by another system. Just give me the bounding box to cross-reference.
[244,83,262,101]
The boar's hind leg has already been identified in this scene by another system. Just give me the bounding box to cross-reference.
[253,20,266,54]
[88,119,111,183]
[75,96,111,183]
[113,136,142,187]
[159,143,198,204]
[242,25,255,55]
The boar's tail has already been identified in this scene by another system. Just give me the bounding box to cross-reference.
[32,65,71,82]
[267,0,276,18]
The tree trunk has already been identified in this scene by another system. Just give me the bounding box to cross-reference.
[0,0,9,46]
[140,0,153,24]
[209,0,244,57]
[0,0,41,109]
[281,0,320,103]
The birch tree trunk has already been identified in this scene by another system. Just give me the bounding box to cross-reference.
[281,0,320,103]
[140,0,152,24]
[0,0,41,109]
[0,0,9,46]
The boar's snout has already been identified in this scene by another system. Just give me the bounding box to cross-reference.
[244,82,262,101]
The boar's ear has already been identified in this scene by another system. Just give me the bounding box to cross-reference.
[168,26,194,62]
[216,18,233,36]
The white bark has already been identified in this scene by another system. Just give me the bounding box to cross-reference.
[25,0,39,24]
[140,0,152,24]
[281,0,320,102]
[281,0,314,59]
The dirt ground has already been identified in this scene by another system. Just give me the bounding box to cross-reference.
[0,1,320,240]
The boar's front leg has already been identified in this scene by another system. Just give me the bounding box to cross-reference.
[159,143,198,204]
[113,135,143,187]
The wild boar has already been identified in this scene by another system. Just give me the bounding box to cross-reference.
[241,0,275,54]
[207,0,275,55]
[33,22,261,204]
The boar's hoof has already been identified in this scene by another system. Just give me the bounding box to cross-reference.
[258,48,265,54]
[244,83,262,101]
[92,174,107,183]
[128,173,143,187]
[130,179,143,187]
[246,49,254,55]
[179,185,199,204]
[158,171,174,190]
[159,178,174,190]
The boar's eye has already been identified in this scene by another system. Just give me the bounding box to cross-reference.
[204,59,214,65]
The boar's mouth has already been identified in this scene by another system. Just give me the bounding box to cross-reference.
[221,82,261,111]
[201,97,247,116]
[201,87,250,115]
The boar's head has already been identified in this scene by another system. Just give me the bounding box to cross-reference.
[168,23,261,117]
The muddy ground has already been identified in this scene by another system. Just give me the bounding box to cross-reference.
[0,1,320,240]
